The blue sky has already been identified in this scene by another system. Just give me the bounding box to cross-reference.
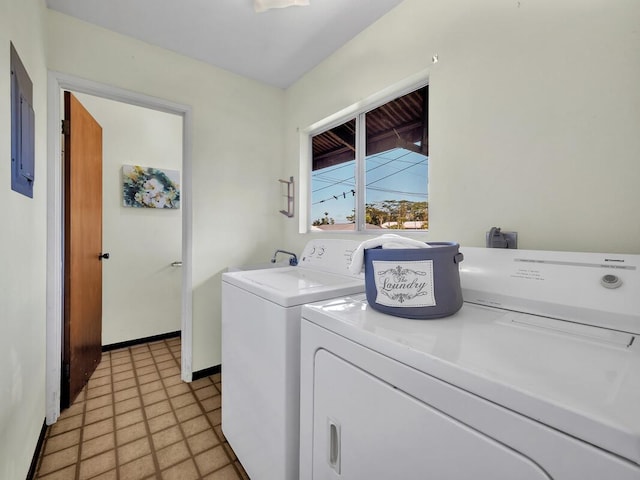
[311,148,428,224]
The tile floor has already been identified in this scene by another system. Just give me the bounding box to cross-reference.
[33,337,249,480]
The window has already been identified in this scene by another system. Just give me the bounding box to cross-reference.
[310,85,428,231]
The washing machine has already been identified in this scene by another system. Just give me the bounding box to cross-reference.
[221,239,364,480]
[300,247,640,480]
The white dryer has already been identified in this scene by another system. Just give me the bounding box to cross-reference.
[221,239,364,480]
[300,247,640,480]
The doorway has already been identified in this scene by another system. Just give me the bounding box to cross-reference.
[46,72,194,424]
[61,92,184,408]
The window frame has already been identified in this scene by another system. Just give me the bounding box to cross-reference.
[301,75,429,234]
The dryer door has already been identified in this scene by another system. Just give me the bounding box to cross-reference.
[312,350,551,480]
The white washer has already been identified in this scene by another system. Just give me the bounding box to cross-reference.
[221,239,364,480]
[300,247,640,480]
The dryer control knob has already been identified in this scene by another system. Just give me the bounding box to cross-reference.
[601,274,622,289]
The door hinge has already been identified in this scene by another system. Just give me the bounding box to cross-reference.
[61,119,70,135]
[64,363,70,380]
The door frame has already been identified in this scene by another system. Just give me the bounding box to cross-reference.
[46,71,194,425]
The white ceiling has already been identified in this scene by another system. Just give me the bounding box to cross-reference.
[45,0,406,89]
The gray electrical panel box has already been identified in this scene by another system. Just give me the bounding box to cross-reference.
[10,42,35,198]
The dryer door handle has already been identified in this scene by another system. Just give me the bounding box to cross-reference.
[328,418,341,474]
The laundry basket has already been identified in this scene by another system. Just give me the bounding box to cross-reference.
[364,242,464,319]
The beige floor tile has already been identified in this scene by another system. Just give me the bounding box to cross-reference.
[115,396,142,415]
[170,392,197,409]
[195,385,218,401]
[157,440,191,470]
[143,388,168,406]
[182,415,211,437]
[161,458,200,480]
[80,432,115,460]
[204,464,241,480]
[160,366,181,378]
[132,352,152,362]
[138,371,161,385]
[92,368,111,380]
[117,436,151,465]
[57,400,84,420]
[113,377,137,392]
[85,394,113,412]
[156,355,177,371]
[189,377,213,390]
[43,429,81,455]
[166,382,191,398]
[111,349,130,359]
[154,353,174,364]
[152,425,184,450]
[134,356,154,368]
[88,469,117,480]
[207,409,222,427]
[112,370,136,382]
[136,364,157,376]
[86,384,112,399]
[36,464,76,480]
[116,422,147,446]
[139,380,163,395]
[114,387,139,403]
[186,428,220,455]
[88,375,111,390]
[115,409,145,430]
[148,411,177,433]
[38,445,79,476]
[145,399,172,419]
[49,415,83,436]
[120,454,156,480]
[201,395,222,413]
[84,404,114,425]
[36,338,249,480]
[213,425,226,442]
[161,374,183,388]
[194,445,230,476]
[175,403,202,423]
[111,355,132,366]
[82,418,114,441]
[78,450,116,480]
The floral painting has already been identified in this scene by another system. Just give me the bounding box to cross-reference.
[122,165,180,209]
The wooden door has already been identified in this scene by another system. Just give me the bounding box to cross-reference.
[62,92,104,408]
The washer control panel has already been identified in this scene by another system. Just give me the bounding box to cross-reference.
[299,239,362,277]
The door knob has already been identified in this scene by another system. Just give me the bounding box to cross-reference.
[99,253,110,260]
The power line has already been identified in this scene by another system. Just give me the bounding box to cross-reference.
[312,149,424,194]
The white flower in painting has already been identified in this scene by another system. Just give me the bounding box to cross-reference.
[151,196,166,208]
[143,178,163,195]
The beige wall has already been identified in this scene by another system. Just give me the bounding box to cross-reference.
[284,0,640,254]
[73,93,183,346]
[0,0,48,477]
[46,11,286,370]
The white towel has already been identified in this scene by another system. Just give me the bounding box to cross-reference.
[348,234,430,275]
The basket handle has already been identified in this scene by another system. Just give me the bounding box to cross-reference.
[454,252,464,264]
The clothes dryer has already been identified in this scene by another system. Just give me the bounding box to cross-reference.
[300,247,640,479]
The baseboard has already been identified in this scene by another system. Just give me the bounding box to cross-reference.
[102,330,181,352]
[26,418,47,480]
[192,364,221,381]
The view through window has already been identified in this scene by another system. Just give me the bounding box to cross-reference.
[311,86,428,231]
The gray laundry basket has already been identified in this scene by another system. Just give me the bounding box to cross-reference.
[364,242,464,319]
